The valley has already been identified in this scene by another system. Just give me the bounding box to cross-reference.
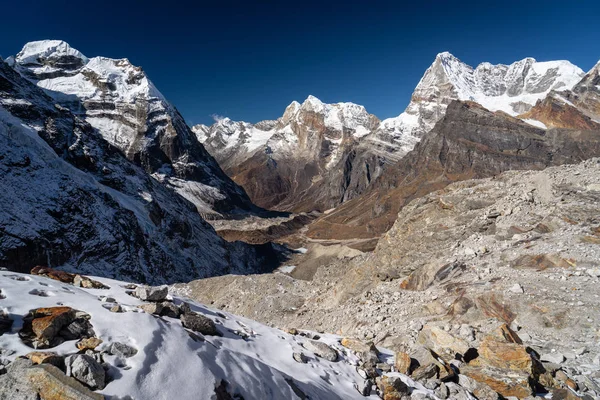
[1,38,599,399]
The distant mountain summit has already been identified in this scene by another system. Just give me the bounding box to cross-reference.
[10,40,256,217]
[194,52,585,213]
[194,95,417,212]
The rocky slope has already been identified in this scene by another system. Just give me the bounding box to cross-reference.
[8,40,256,218]
[0,56,279,284]
[195,96,417,212]
[0,271,443,400]
[306,99,600,243]
[178,158,600,399]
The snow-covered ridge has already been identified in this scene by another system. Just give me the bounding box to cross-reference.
[10,40,257,217]
[0,272,437,399]
[380,52,586,140]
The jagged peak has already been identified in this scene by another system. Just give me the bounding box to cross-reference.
[16,40,88,66]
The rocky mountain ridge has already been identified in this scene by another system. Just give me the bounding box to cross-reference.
[0,54,279,284]
[9,40,256,217]
[195,52,586,215]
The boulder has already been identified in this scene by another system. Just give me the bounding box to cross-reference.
[302,340,338,362]
[341,338,378,354]
[457,373,500,400]
[134,285,168,302]
[158,302,181,318]
[0,358,104,400]
[139,303,164,315]
[180,312,221,337]
[394,351,412,374]
[417,326,469,357]
[471,336,534,372]
[460,365,533,398]
[59,318,95,341]
[65,354,106,390]
[107,342,137,358]
[20,307,77,348]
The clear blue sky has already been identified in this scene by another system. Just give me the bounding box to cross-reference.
[1,1,599,125]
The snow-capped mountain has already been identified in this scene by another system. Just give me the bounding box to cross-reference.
[382,52,585,138]
[194,95,416,212]
[194,53,584,213]
[10,40,256,217]
[0,55,279,283]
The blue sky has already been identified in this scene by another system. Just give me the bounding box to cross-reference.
[1,1,599,125]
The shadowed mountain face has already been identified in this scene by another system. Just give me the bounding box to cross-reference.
[9,40,257,218]
[305,101,600,244]
[0,57,281,284]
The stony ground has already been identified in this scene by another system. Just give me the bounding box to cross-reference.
[176,158,600,399]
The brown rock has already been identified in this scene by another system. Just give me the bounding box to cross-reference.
[20,307,76,348]
[494,323,523,344]
[26,352,63,367]
[287,328,299,335]
[341,338,378,354]
[472,336,533,372]
[460,364,533,398]
[411,363,439,381]
[377,375,410,400]
[109,304,123,313]
[417,325,469,357]
[30,266,109,289]
[511,254,573,271]
[394,351,412,374]
[551,388,584,400]
[76,337,103,351]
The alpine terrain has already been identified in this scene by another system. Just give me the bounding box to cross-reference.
[2,34,600,400]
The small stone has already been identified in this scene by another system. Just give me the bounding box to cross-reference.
[459,324,475,341]
[376,363,391,372]
[134,285,168,302]
[76,337,103,351]
[108,342,138,358]
[541,353,565,364]
[65,354,106,390]
[109,304,123,313]
[293,352,307,363]
[573,347,587,356]
[435,382,449,399]
[509,283,524,294]
[354,380,371,396]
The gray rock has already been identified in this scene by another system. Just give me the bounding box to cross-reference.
[159,302,181,318]
[293,352,307,363]
[139,302,164,315]
[509,283,524,294]
[0,358,38,400]
[59,318,95,341]
[302,339,338,362]
[65,354,106,390]
[134,285,168,302]
[459,324,475,341]
[180,312,221,336]
[541,352,565,364]
[435,382,449,399]
[108,342,138,358]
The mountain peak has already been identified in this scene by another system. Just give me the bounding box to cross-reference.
[435,51,459,61]
[16,40,88,66]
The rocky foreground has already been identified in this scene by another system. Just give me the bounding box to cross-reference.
[178,158,600,399]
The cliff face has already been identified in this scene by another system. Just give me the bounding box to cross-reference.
[10,40,257,217]
[0,56,279,284]
[306,101,600,243]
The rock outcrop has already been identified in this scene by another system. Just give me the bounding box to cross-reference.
[306,100,600,242]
